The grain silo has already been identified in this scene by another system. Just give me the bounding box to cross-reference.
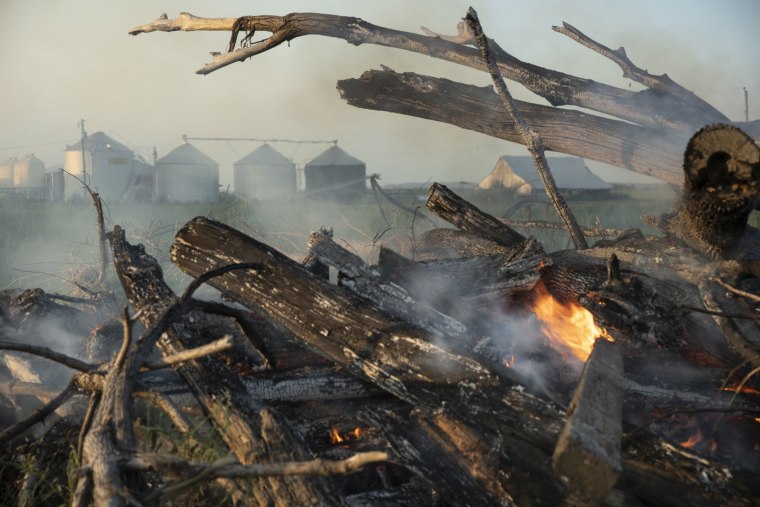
[0,158,14,189]
[304,145,366,200]
[233,144,296,201]
[155,143,219,203]
[13,154,45,188]
[63,131,135,202]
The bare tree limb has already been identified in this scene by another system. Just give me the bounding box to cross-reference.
[0,379,78,447]
[128,12,719,132]
[141,335,234,371]
[552,21,729,122]
[337,69,686,185]
[466,8,588,250]
[0,340,95,372]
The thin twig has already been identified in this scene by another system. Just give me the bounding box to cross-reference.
[180,262,264,304]
[465,8,588,249]
[77,392,100,462]
[129,450,389,504]
[0,380,78,446]
[711,277,760,304]
[0,341,94,372]
[141,335,234,371]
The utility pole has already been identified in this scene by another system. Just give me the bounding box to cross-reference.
[744,87,749,122]
[79,119,87,180]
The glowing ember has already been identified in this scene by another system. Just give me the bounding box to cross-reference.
[531,283,612,361]
[329,427,344,444]
[328,426,366,445]
[722,384,760,395]
[679,431,702,449]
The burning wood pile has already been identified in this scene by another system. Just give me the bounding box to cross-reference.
[2,124,760,504]
[2,7,760,506]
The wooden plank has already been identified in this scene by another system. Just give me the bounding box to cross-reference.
[552,338,623,505]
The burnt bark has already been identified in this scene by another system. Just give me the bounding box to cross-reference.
[107,225,346,507]
[171,215,760,506]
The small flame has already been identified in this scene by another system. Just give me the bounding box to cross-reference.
[722,384,760,395]
[329,427,344,444]
[328,426,366,445]
[531,283,612,361]
[679,431,702,449]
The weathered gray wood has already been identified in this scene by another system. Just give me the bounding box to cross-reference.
[339,70,687,185]
[307,227,468,337]
[552,338,623,505]
[171,216,760,506]
[426,183,526,247]
[466,8,588,250]
[129,12,723,133]
[107,225,347,507]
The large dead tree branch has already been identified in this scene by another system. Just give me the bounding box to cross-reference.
[338,69,686,184]
[552,21,728,122]
[128,12,723,132]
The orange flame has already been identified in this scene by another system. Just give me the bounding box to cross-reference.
[329,426,365,445]
[329,427,344,444]
[722,384,760,395]
[679,431,702,449]
[531,283,612,361]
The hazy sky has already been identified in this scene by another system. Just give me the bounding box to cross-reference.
[1,0,758,187]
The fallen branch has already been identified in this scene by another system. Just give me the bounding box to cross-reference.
[128,12,715,132]
[0,340,94,372]
[466,7,587,250]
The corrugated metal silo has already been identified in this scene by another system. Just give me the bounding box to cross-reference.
[63,131,135,202]
[233,144,296,200]
[12,154,45,189]
[0,158,14,189]
[155,143,219,203]
[304,145,366,200]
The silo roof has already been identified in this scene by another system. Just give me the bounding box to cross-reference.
[157,143,217,165]
[66,131,132,153]
[306,145,364,167]
[235,144,292,166]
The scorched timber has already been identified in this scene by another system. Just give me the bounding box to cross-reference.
[107,226,345,506]
[171,216,760,506]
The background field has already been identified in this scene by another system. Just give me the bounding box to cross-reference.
[0,184,708,295]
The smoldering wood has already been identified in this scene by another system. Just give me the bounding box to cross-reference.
[107,225,347,506]
[306,227,468,337]
[552,338,623,505]
[171,215,760,506]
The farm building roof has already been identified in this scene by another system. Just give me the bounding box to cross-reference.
[234,144,293,166]
[66,131,132,153]
[157,143,217,166]
[479,156,612,191]
[306,145,364,167]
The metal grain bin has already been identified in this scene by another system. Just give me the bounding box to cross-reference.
[63,131,135,202]
[304,145,366,200]
[233,144,296,201]
[155,143,219,203]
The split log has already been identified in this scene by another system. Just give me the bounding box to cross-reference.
[426,183,526,247]
[107,226,346,506]
[171,216,760,506]
[339,69,687,185]
[552,338,623,505]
